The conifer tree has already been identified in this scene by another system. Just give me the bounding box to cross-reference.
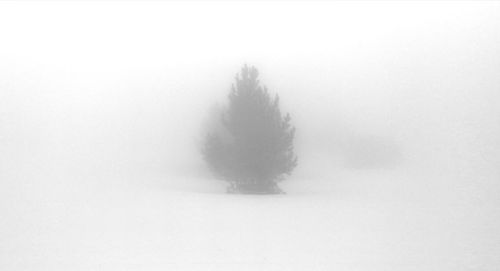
[203,65,297,194]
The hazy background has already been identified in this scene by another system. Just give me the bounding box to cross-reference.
[1,1,499,270]
[1,1,499,179]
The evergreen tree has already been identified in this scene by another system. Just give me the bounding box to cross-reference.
[203,65,297,194]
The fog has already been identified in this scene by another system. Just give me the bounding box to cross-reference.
[1,2,499,270]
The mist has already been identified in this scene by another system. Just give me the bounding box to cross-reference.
[1,2,499,270]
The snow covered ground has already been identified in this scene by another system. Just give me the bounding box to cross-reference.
[1,163,499,271]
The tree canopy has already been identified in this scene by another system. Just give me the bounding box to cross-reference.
[203,65,297,194]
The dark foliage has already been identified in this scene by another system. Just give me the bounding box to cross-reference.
[203,65,297,194]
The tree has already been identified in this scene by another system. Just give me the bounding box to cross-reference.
[202,65,297,194]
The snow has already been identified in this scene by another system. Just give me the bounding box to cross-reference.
[1,165,499,271]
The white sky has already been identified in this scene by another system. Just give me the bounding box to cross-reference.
[0,1,499,178]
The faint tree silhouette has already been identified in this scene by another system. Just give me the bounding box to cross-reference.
[203,65,297,194]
